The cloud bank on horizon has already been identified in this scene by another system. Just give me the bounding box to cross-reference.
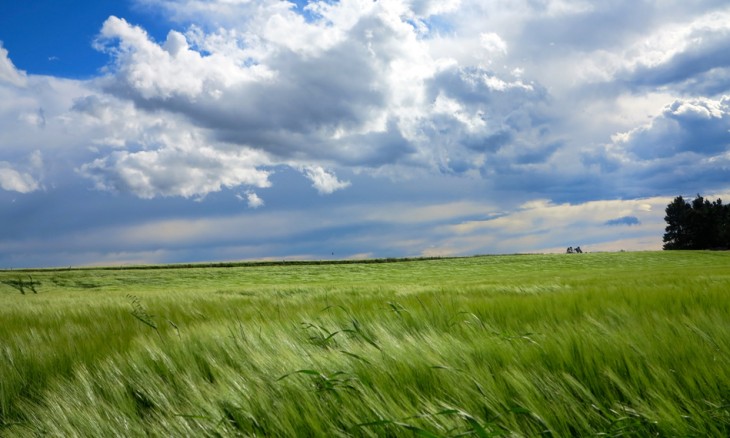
[1,0,729,267]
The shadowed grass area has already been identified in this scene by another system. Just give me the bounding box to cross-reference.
[1,251,729,436]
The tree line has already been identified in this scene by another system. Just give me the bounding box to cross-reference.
[663,194,730,250]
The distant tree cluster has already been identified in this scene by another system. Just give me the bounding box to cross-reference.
[663,195,730,250]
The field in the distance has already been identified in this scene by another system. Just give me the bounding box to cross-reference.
[1,251,729,436]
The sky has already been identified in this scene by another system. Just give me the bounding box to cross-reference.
[1,0,729,268]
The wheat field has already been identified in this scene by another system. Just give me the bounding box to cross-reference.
[1,251,729,436]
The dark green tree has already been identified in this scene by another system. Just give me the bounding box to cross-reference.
[688,195,713,249]
[717,200,730,248]
[663,196,693,249]
[663,195,729,250]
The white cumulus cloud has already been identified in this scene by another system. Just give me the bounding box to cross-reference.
[242,190,264,208]
[480,32,507,55]
[79,142,271,199]
[0,43,26,87]
[0,163,39,194]
[301,165,351,195]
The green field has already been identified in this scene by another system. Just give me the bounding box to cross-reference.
[1,251,729,436]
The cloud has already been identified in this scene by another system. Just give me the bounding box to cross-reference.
[18,108,46,128]
[605,216,640,226]
[90,11,412,179]
[89,1,556,195]
[480,32,508,55]
[0,163,40,194]
[616,9,730,91]
[612,96,730,160]
[428,196,671,255]
[0,43,26,87]
[64,93,273,199]
[446,197,662,238]
[582,95,730,198]
[83,1,730,197]
[0,61,102,201]
[0,149,43,194]
[301,165,350,195]
[95,16,273,100]
[501,3,730,89]
[93,12,384,138]
[242,190,264,209]
[78,134,272,199]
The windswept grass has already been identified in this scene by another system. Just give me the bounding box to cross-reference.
[1,251,729,436]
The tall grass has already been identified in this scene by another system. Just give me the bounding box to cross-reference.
[1,251,729,436]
